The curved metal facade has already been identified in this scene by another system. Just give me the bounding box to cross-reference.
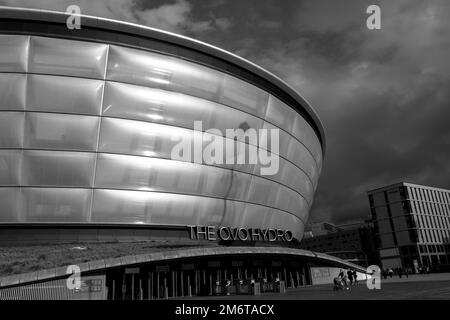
[0,18,324,240]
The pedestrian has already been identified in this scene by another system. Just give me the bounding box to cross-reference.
[347,269,354,285]
[353,270,358,284]
[224,279,231,296]
[397,268,403,278]
[341,273,349,290]
[333,276,342,291]
[388,268,394,278]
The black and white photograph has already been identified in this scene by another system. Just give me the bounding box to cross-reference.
[0,0,449,314]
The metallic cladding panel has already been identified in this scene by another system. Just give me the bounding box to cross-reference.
[287,137,319,184]
[22,188,92,222]
[99,118,259,177]
[93,153,307,218]
[91,188,225,225]
[98,115,317,191]
[0,188,21,222]
[0,112,24,148]
[107,45,223,101]
[27,74,103,115]
[261,120,318,182]
[293,115,323,169]
[220,74,269,118]
[0,150,22,185]
[21,150,96,187]
[105,44,321,169]
[90,188,304,239]
[102,81,265,141]
[267,95,322,168]
[0,73,26,111]
[28,36,108,79]
[94,153,252,201]
[98,117,188,159]
[0,34,324,240]
[24,113,100,151]
[0,35,28,72]
[266,95,295,134]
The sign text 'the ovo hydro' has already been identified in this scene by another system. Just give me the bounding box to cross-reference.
[188,225,293,242]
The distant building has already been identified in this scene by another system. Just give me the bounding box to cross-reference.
[305,222,342,237]
[368,182,450,271]
[299,222,379,267]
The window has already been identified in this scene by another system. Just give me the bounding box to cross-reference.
[409,229,419,243]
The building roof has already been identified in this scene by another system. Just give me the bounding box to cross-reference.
[367,182,450,194]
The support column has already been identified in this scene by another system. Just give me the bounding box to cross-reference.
[131,274,135,300]
[181,271,184,297]
[171,271,175,298]
[122,276,126,300]
[148,273,152,300]
[156,272,160,299]
[209,274,213,296]
[112,279,115,300]
[187,275,192,297]
[194,271,198,296]
[174,271,178,297]
[164,275,168,299]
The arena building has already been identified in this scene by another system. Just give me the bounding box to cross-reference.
[0,7,365,299]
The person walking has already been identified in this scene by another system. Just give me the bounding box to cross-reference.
[353,270,358,285]
[347,269,354,285]
[388,268,394,278]
[342,273,349,290]
[338,269,345,279]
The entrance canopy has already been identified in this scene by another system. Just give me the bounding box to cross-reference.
[0,246,367,289]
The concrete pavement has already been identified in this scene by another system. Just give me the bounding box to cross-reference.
[192,273,450,300]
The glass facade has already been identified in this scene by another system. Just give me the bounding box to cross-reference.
[0,34,324,240]
[369,183,450,269]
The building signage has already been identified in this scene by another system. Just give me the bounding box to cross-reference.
[124,267,140,274]
[187,225,293,242]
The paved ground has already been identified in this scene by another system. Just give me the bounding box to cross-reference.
[198,273,450,300]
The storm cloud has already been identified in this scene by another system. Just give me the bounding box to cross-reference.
[1,0,449,225]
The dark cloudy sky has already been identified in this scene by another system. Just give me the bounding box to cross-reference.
[2,0,449,225]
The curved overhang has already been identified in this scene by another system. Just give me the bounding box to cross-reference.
[0,6,326,154]
[0,246,366,288]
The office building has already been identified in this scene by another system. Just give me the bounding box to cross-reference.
[368,182,450,271]
[304,222,342,237]
[299,222,379,267]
